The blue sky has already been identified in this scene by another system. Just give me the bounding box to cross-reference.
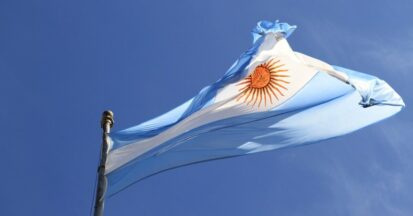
[1,0,412,215]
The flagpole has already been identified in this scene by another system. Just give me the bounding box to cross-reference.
[94,110,114,216]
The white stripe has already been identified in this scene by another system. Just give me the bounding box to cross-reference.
[105,36,320,174]
[294,52,349,83]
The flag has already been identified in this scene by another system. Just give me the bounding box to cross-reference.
[105,20,404,196]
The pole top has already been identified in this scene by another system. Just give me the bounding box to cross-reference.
[101,110,114,129]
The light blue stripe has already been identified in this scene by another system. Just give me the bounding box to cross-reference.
[107,67,403,196]
[106,20,404,196]
[252,20,296,43]
[109,21,297,149]
[333,65,404,107]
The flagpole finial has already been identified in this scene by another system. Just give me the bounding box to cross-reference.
[101,110,114,131]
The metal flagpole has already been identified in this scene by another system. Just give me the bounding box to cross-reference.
[94,110,114,216]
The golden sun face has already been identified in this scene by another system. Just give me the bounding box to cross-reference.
[236,58,289,108]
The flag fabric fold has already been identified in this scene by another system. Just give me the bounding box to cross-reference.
[105,20,404,196]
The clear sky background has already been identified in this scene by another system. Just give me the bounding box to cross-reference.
[1,0,412,215]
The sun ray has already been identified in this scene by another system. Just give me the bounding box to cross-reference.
[258,89,263,108]
[243,88,253,103]
[270,78,290,84]
[264,87,273,104]
[246,88,256,105]
[236,79,251,86]
[271,81,288,90]
[263,88,267,107]
[269,64,285,71]
[267,84,279,100]
[271,74,289,77]
[236,88,249,101]
[271,69,288,73]
[269,83,284,96]
[252,88,260,105]
[263,59,271,67]
[268,59,280,68]
[237,79,251,85]
[267,58,275,66]
[252,89,260,107]
[238,84,250,92]
[244,89,252,103]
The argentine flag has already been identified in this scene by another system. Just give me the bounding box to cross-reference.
[106,21,404,196]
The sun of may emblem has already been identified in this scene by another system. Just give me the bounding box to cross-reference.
[236,58,289,108]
